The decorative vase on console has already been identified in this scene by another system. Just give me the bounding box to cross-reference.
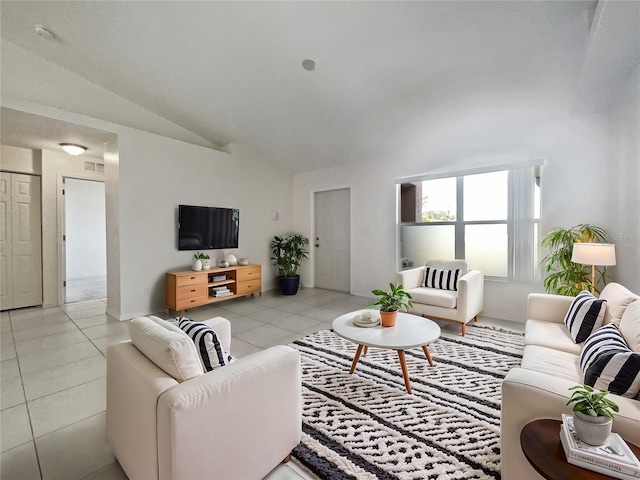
[193,252,210,271]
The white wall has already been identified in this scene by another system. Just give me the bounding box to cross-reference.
[65,178,106,279]
[293,96,639,323]
[0,145,42,174]
[607,65,640,294]
[115,133,293,319]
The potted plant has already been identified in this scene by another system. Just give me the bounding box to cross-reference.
[193,252,211,270]
[270,234,309,295]
[566,384,619,446]
[541,224,609,295]
[372,283,413,327]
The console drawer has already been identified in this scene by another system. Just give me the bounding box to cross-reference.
[236,280,261,295]
[237,266,261,282]
[175,295,208,311]
[176,284,207,300]
[176,273,205,287]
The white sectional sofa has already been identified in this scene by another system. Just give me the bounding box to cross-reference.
[501,283,640,479]
[107,315,301,480]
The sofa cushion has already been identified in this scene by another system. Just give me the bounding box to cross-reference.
[620,300,640,352]
[178,317,235,371]
[600,283,640,327]
[423,267,460,291]
[407,287,457,309]
[521,345,582,383]
[563,290,607,343]
[525,319,582,355]
[580,324,640,398]
[127,317,204,382]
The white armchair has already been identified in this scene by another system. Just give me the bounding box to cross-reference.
[107,316,301,480]
[398,259,484,335]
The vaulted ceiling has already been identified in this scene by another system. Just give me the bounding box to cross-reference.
[1,1,638,172]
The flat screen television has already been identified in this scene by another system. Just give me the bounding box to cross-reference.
[178,204,239,250]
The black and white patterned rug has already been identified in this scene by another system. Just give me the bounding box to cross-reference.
[290,324,524,480]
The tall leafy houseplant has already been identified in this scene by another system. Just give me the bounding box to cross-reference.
[271,234,309,295]
[541,224,608,295]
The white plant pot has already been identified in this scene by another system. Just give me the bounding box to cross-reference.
[202,259,211,270]
[192,259,203,271]
[573,411,612,446]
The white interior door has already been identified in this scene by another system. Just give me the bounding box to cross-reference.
[314,188,350,292]
[0,172,42,310]
[0,173,13,309]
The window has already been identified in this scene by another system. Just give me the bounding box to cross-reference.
[399,162,542,280]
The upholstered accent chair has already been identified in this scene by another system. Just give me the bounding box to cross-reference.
[398,259,484,335]
[107,316,301,480]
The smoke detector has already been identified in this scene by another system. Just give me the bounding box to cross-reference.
[302,59,316,71]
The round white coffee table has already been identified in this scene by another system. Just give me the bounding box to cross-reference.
[332,310,441,394]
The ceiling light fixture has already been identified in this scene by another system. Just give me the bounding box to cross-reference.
[60,143,87,156]
[35,25,54,40]
[302,59,316,71]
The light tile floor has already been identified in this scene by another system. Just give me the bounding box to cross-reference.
[0,288,524,479]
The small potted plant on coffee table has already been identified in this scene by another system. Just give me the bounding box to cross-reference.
[566,384,619,445]
[372,283,413,327]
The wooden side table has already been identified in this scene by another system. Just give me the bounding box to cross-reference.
[520,419,640,480]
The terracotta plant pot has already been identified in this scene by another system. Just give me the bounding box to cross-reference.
[380,310,398,327]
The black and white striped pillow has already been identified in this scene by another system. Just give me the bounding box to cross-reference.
[580,324,640,398]
[178,317,235,371]
[564,290,607,343]
[423,267,460,291]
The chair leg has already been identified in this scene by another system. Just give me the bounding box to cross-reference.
[283,453,291,463]
[461,323,466,336]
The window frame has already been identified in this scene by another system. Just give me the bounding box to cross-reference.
[398,159,543,280]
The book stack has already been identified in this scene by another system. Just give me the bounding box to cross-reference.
[560,414,640,479]
[210,286,232,297]
[211,274,227,282]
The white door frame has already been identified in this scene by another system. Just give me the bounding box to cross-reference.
[311,186,352,293]
[57,174,106,305]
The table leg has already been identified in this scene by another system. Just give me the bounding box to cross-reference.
[397,350,412,394]
[349,344,365,374]
[422,345,434,366]
[363,346,368,356]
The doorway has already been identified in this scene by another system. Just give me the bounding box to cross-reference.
[314,188,351,292]
[64,178,106,303]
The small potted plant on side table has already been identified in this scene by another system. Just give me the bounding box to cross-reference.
[372,283,413,327]
[566,384,619,445]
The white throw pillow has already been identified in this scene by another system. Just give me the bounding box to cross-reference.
[563,290,607,343]
[619,300,640,353]
[127,317,204,382]
[599,283,640,326]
